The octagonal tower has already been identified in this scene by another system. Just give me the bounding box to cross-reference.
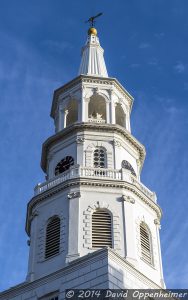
[25,27,165,290]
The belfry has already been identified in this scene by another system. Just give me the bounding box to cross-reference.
[0,23,165,300]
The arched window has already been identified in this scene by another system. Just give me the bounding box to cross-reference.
[45,216,60,259]
[66,99,78,127]
[93,148,107,168]
[122,160,136,176]
[115,103,126,128]
[55,156,74,176]
[92,210,112,248]
[140,222,153,264]
[88,94,106,123]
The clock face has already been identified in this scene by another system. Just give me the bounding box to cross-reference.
[122,160,136,176]
[55,156,74,176]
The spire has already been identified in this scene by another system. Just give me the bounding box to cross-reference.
[78,27,108,77]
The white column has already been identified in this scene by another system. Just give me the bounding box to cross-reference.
[109,90,116,124]
[80,87,85,122]
[76,138,85,165]
[66,193,80,263]
[64,109,68,128]
[106,101,110,123]
[122,195,138,265]
[81,98,85,122]
[154,219,166,288]
[26,212,38,282]
[84,99,89,122]
[126,113,131,132]
[58,105,63,131]
[78,99,82,122]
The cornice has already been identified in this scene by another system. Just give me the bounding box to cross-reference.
[41,122,146,172]
[26,176,161,236]
[51,75,134,118]
[107,249,164,288]
[0,248,164,298]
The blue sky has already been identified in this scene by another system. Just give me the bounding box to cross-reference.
[0,0,187,290]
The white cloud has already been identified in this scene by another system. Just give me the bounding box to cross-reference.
[130,63,140,68]
[139,42,151,49]
[174,62,186,73]
[148,58,158,66]
[42,40,72,53]
[154,32,165,39]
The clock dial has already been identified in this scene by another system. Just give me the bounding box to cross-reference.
[55,156,74,176]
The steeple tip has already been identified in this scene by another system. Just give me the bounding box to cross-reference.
[88,27,97,36]
[78,26,108,78]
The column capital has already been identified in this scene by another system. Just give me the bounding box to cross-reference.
[122,195,135,204]
[67,191,81,199]
[154,218,161,228]
[92,87,99,95]
[107,88,114,96]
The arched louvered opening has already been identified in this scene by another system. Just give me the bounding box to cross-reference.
[45,216,60,259]
[55,156,74,176]
[92,210,112,248]
[140,222,153,265]
[122,160,136,176]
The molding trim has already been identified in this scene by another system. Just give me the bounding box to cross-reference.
[83,201,121,250]
[51,75,134,118]
[0,248,164,299]
[26,177,162,236]
[67,191,81,199]
[41,122,145,173]
[85,141,113,168]
[122,195,135,204]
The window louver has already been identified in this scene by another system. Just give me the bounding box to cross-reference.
[92,210,112,248]
[140,223,152,264]
[45,217,60,259]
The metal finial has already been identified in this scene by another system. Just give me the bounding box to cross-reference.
[85,12,103,27]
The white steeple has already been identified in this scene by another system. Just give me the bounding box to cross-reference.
[78,27,108,77]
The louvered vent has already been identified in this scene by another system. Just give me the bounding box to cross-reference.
[140,223,152,264]
[92,210,112,248]
[45,217,60,259]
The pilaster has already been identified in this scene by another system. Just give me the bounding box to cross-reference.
[66,191,81,263]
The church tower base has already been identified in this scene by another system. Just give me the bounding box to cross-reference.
[0,248,165,300]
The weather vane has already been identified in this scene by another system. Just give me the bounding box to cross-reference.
[85,12,103,27]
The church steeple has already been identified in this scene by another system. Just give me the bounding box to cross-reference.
[25,23,165,290]
[78,27,108,77]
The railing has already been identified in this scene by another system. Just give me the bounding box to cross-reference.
[34,165,156,202]
[88,118,105,124]
[130,176,156,201]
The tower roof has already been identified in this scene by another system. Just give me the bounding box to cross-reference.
[78,28,108,77]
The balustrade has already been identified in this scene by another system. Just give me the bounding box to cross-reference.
[34,165,156,202]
